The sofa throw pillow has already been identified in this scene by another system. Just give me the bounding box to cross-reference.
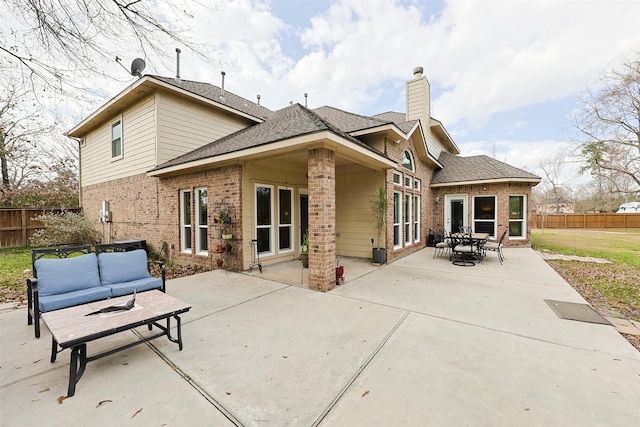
[98,249,151,285]
[35,253,101,296]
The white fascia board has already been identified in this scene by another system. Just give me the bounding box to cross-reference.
[431,177,542,187]
[350,123,405,140]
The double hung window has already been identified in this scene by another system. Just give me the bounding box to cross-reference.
[195,188,208,254]
[180,190,192,252]
[111,118,122,159]
[509,195,526,238]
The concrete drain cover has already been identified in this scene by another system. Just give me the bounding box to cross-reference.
[544,300,611,325]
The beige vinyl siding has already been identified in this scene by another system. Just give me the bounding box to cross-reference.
[335,165,384,258]
[80,96,156,186]
[406,76,430,125]
[424,130,443,160]
[156,91,252,164]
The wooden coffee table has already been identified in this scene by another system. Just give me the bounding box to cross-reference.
[41,290,191,397]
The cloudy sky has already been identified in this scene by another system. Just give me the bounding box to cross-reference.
[5,0,640,183]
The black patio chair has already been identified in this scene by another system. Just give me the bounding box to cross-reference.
[433,228,451,259]
[483,228,508,264]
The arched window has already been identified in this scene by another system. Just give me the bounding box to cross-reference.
[402,151,414,171]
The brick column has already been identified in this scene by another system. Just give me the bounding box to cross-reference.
[308,148,336,292]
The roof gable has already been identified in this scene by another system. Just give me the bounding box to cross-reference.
[150,76,273,120]
[150,103,384,172]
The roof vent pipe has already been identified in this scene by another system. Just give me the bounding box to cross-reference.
[220,71,226,100]
[257,94,261,106]
[304,93,308,107]
[175,48,181,83]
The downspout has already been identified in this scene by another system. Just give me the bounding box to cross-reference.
[63,133,83,208]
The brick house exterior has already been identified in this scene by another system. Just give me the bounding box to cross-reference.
[69,67,540,292]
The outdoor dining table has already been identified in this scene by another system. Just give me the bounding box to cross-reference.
[450,232,489,266]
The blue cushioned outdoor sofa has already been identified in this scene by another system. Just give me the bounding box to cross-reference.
[27,243,165,338]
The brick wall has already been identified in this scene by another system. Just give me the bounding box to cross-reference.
[430,182,533,246]
[81,165,243,269]
[308,148,336,291]
[383,137,435,263]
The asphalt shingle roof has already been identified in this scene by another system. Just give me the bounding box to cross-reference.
[313,106,392,133]
[432,152,541,185]
[372,111,418,133]
[151,103,384,171]
[150,75,273,121]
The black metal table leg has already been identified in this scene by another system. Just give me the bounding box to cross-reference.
[175,315,183,351]
[51,336,58,363]
[164,315,184,350]
[68,344,87,397]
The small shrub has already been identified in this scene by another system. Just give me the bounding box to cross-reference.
[30,211,101,247]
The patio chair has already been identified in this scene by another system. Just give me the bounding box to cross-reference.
[433,229,451,259]
[450,233,476,266]
[483,228,508,264]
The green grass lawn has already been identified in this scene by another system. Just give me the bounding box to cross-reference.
[532,228,640,321]
[0,247,31,303]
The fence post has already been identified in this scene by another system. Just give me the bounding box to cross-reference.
[21,208,27,246]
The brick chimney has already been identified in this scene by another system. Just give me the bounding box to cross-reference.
[406,66,430,127]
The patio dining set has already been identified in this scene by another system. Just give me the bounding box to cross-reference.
[432,227,507,266]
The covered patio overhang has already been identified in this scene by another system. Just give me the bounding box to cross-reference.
[148,131,396,292]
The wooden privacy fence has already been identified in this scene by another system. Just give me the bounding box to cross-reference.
[532,213,640,229]
[0,207,82,248]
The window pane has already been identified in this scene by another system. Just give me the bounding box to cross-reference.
[183,192,191,225]
[279,227,291,250]
[184,226,191,249]
[257,228,270,253]
[509,196,524,219]
[509,221,522,237]
[256,186,271,226]
[402,151,413,171]
[198,190,207,225]
[393,192,401,246]
[199,227,208,251]
[474,221,494,234]
[111,121,122,157]
[279,188,291,224]
[474,196,495,219]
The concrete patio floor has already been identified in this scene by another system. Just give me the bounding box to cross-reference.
[2,247,639,426]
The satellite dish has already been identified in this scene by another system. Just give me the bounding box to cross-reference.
[130,58,146,78]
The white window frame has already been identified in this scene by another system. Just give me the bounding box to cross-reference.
[255,184,274,256]
[180,189,192,253]
[472,195,497,238]
[414,194,421,243]
[414,178,421,191]
[404,175,412,188]
[278,186,294,254]
[402,150,415,172]
[404,193,412,245]
[111,116,123,160]
[509,195,527,239]
[393,171,402,186]
[393,191,402,249]
[195,187,208,255]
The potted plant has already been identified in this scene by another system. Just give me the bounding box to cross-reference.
[217,209,232,225]
[215,257,224,268]
[370,185,387,264]
[300,233,309,268]
[336,254,344,285]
